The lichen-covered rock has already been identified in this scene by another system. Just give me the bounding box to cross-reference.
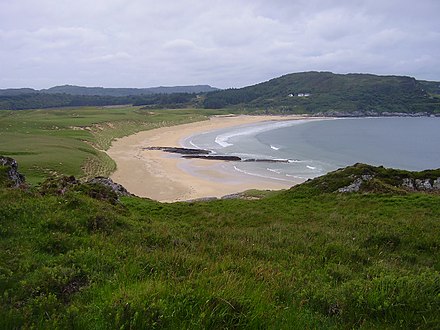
[402,178,415,189]
[0,156,26,187]
[338,178,364,193]
[415,179,433,190]
[361,175,374,181]
[86,177,132,197]
[402,177,440,191]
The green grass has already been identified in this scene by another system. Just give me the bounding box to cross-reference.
[1,108,440,328]
[0,107,218,184]
[0,178,439,329]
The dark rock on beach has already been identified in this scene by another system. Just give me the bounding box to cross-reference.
[146,146,296,163]
[144,147,211,155]
[182,155,294,163]
[182,155,242,161]
[243,158,291,163]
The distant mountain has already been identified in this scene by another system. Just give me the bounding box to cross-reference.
[203,72,440,115]
[0,85,218,97]
[2,72,440,114]
[42,85,218,96]
[0,88,38,96]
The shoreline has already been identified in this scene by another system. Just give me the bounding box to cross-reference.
[106,115,313,202]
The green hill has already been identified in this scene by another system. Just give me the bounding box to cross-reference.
[42,85,218,96]
[1,159,439,328]
[0,85,218,110]
[204,72,440,115]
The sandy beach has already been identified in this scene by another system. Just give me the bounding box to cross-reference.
[107,115,310,202]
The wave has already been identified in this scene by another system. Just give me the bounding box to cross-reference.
[286,174,307,179]
[270,145,280,150]
[233,165,292,182]
[215,136,233,147]
[188,140,200,149]
[306,165,317,170]
[267,168,282,174]
[214,119,312,148]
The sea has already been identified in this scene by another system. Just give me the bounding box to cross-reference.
[181,117,440,183]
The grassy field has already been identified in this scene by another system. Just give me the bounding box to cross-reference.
[1,108,439,328]
[0,107,216,184]
[0,166,439,329]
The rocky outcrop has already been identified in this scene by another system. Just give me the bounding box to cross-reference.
[338,178,364,193]
[401,178,440,191]
[339,174,440,194]
[0,156,26,187]
[39,175,132,204]
[0,156,133,201]
[338,175,373,193]
[335,167,440,194]
[86,177,132,197]
[298,163,440,195]
[401,178,415,189]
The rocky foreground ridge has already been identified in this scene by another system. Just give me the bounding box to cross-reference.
[2,157,440,203]
[0,156,131,203]
[0,156,26,187]
[292,163,440,195]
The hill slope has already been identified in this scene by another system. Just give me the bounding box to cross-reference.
[1,159,439,328]
[204,71,440,115]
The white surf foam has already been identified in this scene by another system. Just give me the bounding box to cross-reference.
[188,140,200,149]
[214,119,311,148]
[233,165,292,182]
[270,145,280,150]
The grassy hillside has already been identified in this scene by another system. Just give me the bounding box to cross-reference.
[0,107,214,184]
[0,163,439,328]
[204,72,440,115]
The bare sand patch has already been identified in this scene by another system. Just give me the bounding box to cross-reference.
[106,115,310,202]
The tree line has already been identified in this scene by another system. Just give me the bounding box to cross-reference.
[0,93,196,110]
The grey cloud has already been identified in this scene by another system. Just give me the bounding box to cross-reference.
[0,0,439,89]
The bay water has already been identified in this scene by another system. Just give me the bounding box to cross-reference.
[182,117,440,183]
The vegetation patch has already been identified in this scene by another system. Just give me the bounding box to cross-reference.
[0,107,212,183]
[1,159,439,328]
[204,72,440,115]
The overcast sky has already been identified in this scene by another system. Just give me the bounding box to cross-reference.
[1,0,439,89]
